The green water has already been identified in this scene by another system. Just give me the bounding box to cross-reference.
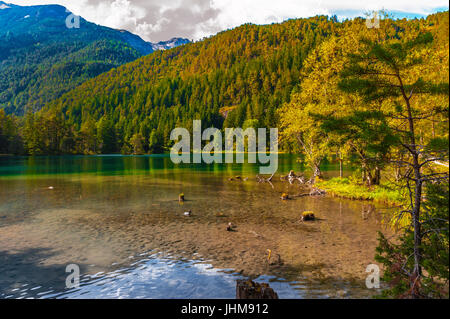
[0,154,317,177]
[0,155,386,299]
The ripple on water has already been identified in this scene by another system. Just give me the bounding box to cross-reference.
[0,155,388,299]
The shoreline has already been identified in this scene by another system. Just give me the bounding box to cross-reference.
[316,177,404,206]
[0,170,392,298]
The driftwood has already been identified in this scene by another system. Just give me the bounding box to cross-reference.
[236,280,279,299]
[258,171,306,184]
[256,172,275,183]
[229,176,249,181]
[255,170,326,196]
[248,230,264,239]
[280,170,306,184]
[309,187,326,196]
[292,187,326,198]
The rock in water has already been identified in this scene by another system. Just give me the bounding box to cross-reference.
[266,249,283,266]
[236,280,279,299]
[301,211,315,221]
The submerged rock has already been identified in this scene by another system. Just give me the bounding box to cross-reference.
[301,211,315,221]
[266,249,283,266]
[236,280,279,299]
[281,193,289,200]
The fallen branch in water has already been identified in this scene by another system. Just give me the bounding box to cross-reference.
[292,187,326,198]
[256,172,275,183]
[280,170,308,184]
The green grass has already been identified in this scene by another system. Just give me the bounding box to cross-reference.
[316,177,405,206]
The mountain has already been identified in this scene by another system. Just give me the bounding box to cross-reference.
[6,10,447,156]
[37,15,340,154]
[0,1,189,115]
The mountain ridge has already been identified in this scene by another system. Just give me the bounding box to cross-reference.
[36,11,448,155]
[0,1,190,114]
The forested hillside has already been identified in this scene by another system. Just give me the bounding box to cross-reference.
[1,12,448,157]
[0,1,188,115]
[32,15,340,154]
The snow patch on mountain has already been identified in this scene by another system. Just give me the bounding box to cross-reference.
[151,37,191,51]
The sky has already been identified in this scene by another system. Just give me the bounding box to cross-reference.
[4,0,449,42]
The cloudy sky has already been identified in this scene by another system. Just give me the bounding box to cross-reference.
[5,0,449,42]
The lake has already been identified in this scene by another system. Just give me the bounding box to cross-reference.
[0,155,390,298]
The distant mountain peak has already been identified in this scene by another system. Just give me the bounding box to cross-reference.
[152,37,191,51]
[0,1,191,114]
[0,2,190,55]
[0,1,11,10]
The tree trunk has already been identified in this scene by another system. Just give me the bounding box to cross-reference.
[431,115,436,138]
[236,280,279,299]
[373,166,381,185]
[394,166,400,182]
[365,168,373,186]
[411,154,423,297]
[400,81,422,298]
[361,159,371,186]
[313,164,322,178]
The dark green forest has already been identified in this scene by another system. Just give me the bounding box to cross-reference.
[0,2,159,115]
[3,14,339,154]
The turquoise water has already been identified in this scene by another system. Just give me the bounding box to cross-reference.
[0,155,385,299]
[0,154,352,177]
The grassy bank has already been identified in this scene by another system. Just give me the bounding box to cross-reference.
[316,177,404,206]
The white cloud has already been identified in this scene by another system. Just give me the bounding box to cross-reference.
[4,0,449,42]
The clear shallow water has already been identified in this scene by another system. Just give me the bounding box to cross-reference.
[2,252,322,299]
[0,155,387,299]
[0,154,311,177]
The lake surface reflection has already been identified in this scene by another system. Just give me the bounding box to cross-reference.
[0,155,389,298]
